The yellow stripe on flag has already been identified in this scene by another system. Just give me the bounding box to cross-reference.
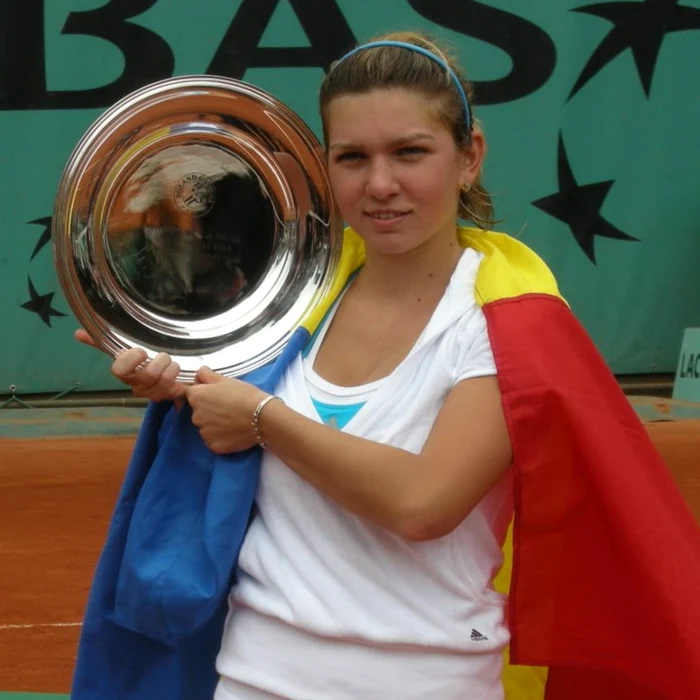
[495,525,549,699]
[301,227,365,335]
[457,228,565,306]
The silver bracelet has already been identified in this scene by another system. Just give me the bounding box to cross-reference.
[252,395,283,449]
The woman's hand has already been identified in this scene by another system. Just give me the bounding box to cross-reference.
[186,367,268,454]
[74,328,187,403]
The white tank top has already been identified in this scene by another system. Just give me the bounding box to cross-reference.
[216,249,512,700]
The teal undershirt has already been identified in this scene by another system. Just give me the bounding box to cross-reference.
[306,271,367,431]
[312,399,366,430]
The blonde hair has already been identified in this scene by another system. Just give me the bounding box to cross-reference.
[320,31,495,230]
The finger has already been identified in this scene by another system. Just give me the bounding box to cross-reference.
[134,382,186,404]
[130,353,179,397]
[145,361,183,401]
[196,366,227,384]
[198,429,221,453]
[74,328,99,349]
[133,381,186,402]
[185,383,199,403]
[194,366,210,385]
[208,441,226,455]
[167,383,188,402]
[111,348,149,383]
[138,353,174,386]
[159,359,181,386]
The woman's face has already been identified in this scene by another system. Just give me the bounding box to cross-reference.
[325,88,483,257]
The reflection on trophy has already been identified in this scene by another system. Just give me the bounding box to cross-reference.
[108,145,274,318]
[53,76,342,380]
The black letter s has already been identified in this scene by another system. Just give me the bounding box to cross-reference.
[408,0,556,105]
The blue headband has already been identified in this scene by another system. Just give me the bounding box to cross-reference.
[333,40,473,132]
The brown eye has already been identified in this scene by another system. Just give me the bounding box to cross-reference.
[336,151,365,162]
[397,146,427,157]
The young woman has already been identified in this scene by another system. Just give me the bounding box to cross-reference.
[75,31,700,700]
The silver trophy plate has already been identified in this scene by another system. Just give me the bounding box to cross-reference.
[53,76,342,380]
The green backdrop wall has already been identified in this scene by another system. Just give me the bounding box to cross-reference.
[2,0,699,393]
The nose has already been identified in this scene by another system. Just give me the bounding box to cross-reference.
[365,157,400,200]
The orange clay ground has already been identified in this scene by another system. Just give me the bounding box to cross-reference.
[0,408,697,695]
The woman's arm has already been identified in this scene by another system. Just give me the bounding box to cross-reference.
[261,375,511,540]
[188,371,512,541]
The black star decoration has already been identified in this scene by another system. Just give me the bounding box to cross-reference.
[532,135,638,263]
[20,277,67,328]
[29,216,53,260]
[569,0,700,99]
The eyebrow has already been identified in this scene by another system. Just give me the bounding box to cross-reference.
[328,132,436,151]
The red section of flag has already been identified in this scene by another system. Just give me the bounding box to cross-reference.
[483,293,700,700]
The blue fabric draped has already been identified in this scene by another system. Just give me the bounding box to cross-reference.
[71,328,310,700]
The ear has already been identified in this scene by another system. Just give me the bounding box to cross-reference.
[459,127,487,186]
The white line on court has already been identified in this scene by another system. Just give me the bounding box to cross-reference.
[0,622,82,630]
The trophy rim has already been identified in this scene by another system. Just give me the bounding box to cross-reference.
[53,75,343,380]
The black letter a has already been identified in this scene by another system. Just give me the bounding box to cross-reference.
[208,0,356,78]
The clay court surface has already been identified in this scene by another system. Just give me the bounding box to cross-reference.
[0,408,698,697]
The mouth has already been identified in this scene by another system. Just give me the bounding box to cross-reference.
[365,209,411,227]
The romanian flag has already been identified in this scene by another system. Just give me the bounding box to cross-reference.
[72,227,700,700]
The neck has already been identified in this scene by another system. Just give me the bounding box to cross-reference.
[355,227,464,300]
